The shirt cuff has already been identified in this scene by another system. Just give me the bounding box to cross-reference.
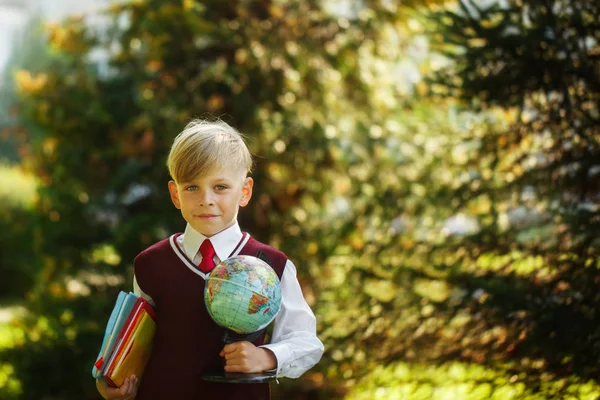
[259,342,291,377]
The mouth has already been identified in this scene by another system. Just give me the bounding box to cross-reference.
[196,214,218,219]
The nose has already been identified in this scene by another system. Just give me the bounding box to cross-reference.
[198,189,214,206]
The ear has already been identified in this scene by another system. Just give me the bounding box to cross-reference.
[239,177,253,207]
[168,180,181,209]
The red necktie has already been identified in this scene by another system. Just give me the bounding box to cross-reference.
[199,239,216,272]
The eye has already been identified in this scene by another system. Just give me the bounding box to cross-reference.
[215,184,228,191]
[185,185,198,191]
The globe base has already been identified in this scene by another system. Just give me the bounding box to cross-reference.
[201,371,277,384]
[200,327,278,383]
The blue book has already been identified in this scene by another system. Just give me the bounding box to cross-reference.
[92,291,140,379]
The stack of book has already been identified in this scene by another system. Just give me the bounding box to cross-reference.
[92,291,156,387]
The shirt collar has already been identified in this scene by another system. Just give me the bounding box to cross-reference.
[182,222,243,262]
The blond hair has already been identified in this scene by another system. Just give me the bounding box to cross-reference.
[167,119,253,183]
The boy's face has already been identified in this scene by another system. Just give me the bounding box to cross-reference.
[168,166,253,237]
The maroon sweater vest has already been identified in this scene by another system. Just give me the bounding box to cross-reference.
[134,234,287,400]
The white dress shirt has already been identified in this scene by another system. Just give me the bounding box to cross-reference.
[133,222,324,378]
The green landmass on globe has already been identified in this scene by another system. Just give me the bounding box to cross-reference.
[204,255,282,334]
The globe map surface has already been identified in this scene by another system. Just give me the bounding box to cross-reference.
[204,255,282,334]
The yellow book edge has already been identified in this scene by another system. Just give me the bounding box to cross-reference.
[108,309,156,387]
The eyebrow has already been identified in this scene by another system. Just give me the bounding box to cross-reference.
[180,175,236,185]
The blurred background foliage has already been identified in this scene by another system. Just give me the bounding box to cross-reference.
[0,0,599,399]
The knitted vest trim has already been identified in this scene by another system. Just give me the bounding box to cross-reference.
[168,232,250,279]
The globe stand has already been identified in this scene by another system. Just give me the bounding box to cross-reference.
[201,328,277,383]
[202,254,282,384]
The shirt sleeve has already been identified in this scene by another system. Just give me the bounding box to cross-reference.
[133,274,155,307]
[260,260,325,378]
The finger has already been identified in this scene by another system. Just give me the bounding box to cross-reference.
[225,356,247,366]
[225,363,250,373]
[221,342,240,354]
[105,379,126,396]
[122,379,132,397]
[119,378,131,396]
[124,377,136,397]
[223,347,242,359]
[132,376,139,395]
[225,347,248,360]
[226,361,261,373]
[126,376,137,397]
[127,375,137,392]
[237,341,252,349]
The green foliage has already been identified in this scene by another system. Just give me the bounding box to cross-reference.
[0,14,52,162]
[0,164,39,297]
[0,164,37,212]
[346,361,600,400]
[3,0,420,398]
[379,0,600,396]
[3,0,600,398]
[0,294,113,400]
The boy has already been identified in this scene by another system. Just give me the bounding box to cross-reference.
[96,119,324,400]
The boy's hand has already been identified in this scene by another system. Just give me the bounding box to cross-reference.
[220,341,277,373]
[96,375,138,400]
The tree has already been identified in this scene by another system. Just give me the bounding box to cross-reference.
[3,0,420,398]
[415,0,600,393]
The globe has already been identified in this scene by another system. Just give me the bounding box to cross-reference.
[204,255,282,334]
